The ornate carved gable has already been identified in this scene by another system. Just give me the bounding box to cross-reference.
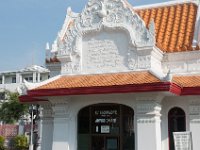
[57,0,158,75]
[79,0,154,46]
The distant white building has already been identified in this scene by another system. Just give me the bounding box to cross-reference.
[0,65,49,101]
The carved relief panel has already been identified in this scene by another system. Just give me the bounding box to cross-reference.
[82,30,131,73]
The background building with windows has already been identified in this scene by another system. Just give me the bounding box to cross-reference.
[20,0,200,150]
[0,65,49,148]
[0,65,49,102]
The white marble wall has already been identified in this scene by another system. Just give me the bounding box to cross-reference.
[38,93,200,150]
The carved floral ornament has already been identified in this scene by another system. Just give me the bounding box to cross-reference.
[57,0,155,74]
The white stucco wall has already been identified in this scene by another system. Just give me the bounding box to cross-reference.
[38,93,200,150]
[42,92,160,150]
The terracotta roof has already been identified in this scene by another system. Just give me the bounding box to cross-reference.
[136,2,198,52]
[35,71,161,90]
[33,72,200,92]
[172,75,200,87]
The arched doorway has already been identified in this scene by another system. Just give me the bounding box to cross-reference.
[168,107,186,150]
[78,103,135,150]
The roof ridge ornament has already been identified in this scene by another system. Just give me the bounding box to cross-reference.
[67,7,72,16]
[98,1,107,18]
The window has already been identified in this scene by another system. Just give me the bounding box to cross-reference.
[0,78,2,84]
[12,77,16,83]
[36,76,42,81]
[0,92,5,100]
[24,76,33,82]
[29,77,33,81]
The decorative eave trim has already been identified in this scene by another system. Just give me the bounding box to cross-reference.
[20,82,200,103]
[19,82,175,102]
[28,82,171,97]
[181,87,200,95]
[169,83,182,95]
[19,95,47,103]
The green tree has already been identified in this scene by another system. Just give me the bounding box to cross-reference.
[0,92,28,124]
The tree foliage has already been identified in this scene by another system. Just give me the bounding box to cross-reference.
[0,136,5,150]
[13,135,28,150]
[0,92,28,124]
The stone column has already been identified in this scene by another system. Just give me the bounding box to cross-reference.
[2,75,5,84]
[16,73,20,83]
[189,104,200,150]
[136,100,162,150]
[37,73,41,82]
[19,74,23,83]
[16,73,22,83]
[33,72,37,83]
[40,104,54,150]
[36,106,42,150]
[51,100,71,150]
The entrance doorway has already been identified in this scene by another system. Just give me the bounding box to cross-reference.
[92,136,119,150]
[78,104,135,150]
[168,107,186,150]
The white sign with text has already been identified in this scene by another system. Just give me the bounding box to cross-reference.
[173,132,192,150]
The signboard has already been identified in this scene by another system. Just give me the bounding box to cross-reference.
[173,132,192,150]
[101,125,110,133]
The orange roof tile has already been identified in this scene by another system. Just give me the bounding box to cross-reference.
[172,75,200,87]
[136,2,198,53]
[35,71,161,90]
[37,73,200,90]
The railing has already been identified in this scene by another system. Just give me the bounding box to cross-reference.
[0,124,18,138]
[0,123,38,149]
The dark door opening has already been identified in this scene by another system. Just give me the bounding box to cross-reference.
[92,136,119,150]
[168,107,186,150]
[78,104,134,150]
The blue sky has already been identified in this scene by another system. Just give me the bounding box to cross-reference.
[0,0,170,71]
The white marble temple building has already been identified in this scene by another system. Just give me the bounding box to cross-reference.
[20,0,200,150]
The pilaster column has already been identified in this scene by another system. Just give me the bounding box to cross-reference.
[33,72,37,83]
[36,106,42,150]
[16,73,21,83]
[19,74,23,83]
[51,99,71,150]
[37,73,41,82]
[2,75,5,84]
[189,104,200,150]
[136,100,162,150]
[40,104,54,150]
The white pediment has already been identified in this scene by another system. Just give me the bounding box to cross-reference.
[57,0,158,75]
[82,30,130,73]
